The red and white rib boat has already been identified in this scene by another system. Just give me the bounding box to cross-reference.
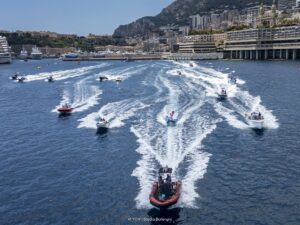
[149,167,181,209]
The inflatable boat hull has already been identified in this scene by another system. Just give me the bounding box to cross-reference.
[149,181,181,209]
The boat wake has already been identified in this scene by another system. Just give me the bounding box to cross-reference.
[174,61,279,130]
[52,78,102,113]
[132,61,279,209]
[131,65,221,209]
[77,99,149,129]
[95,64,147,82]
[26,64,108,82]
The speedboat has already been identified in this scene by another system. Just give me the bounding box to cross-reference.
[246,111,264,129]
[10,73,19,80]
[189,63,193,67]
[177,71,182,75]
[98,76,108,82]
[47,76,54,82]
[218,88,227,100]
[166,111,177,126]
[17,77,26,83]
[96,118,109,133]
[57,103,74,114]
[115,77,122,82]
[149,166,182,209]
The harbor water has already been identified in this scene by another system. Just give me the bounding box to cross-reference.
[0,59,299,225]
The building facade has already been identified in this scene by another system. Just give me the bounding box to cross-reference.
[177,35,217,53]
[223,26,300,60]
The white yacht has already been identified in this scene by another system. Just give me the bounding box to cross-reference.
[19,47,28,60]
[0,36,11,64]
[30,46,42,60]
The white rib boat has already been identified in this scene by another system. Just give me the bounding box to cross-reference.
[246,112,264,129]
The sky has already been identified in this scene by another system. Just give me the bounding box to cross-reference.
[0,0,174,36]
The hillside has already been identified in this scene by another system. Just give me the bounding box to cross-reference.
[113,0,272,37]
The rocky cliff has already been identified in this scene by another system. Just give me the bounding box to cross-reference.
[113,0,272,37]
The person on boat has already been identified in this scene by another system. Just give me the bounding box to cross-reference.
[170,111,175,119]
[159,176,164,186]
[166,174,171,183]
[13,73,19,79]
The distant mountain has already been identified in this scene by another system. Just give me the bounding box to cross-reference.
[113,0,273,37]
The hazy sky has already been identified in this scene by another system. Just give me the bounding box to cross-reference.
[0,0,173,35]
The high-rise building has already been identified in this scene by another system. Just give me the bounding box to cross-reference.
[278,0,295,10]
[190,14,211,30]
[296,0,300,8]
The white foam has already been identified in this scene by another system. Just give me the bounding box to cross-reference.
[173,61,279,130]
[26,64,108,82]
[78,99,149,129]
[132,68,220,209]
[52,78,102,113]
[132,61,279,209]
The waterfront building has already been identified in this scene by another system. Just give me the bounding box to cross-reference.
[177,35,217,53]
[223,26,300,60]
[0,35,11,64]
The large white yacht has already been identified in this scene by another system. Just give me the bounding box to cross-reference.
[0,36,11,64]
[19,47,28,60]
[30,46,42,60]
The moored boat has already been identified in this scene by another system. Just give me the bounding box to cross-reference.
[30,46,42,60]
[0,36,11,64]
[19,47,28,60]
[149,167,182,209]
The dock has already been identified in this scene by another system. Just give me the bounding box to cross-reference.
[62,54,162,61]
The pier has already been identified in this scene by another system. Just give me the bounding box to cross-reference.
[62,54,161,61]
